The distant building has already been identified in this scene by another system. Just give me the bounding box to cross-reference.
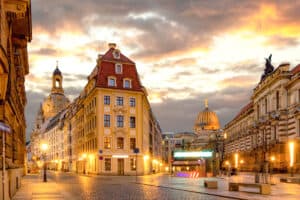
[0,0,32,198]
[30,66,70,170]
[224,61,300,173]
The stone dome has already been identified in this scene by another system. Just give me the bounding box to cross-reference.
[42,93,69,121]
[194,100,220,132]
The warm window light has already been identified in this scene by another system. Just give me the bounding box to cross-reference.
[112,155,128,158]
[165,167,169,171]
[224,133,227,139]
[143,155,149,160]
[270,156,275,162]
[240,160,244,164]
[82,153,87,159]
[41,143,48,152]
[225,161,230,165]
[289,141,294,167]
[160,163,163,166]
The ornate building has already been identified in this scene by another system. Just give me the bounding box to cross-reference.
[224,57,300,173]
[41,65,70,121]
[0,0,31,198]
[30,66,70,167]
[192,100,221,149]
[70,43,163,175]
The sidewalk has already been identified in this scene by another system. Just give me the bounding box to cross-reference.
[12,174,63,200]
[137,174,300,200]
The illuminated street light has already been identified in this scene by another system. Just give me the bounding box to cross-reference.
[270,156,275,162]
[234,153,238,169]
[40,142,48,182]
[289,141,295,177]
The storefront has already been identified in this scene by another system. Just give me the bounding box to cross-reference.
[172,151,213,178]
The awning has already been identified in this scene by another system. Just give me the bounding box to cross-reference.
[0,122,11,133]
[172,160,204,166]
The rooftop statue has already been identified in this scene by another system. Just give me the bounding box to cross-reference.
[261,54,274,81]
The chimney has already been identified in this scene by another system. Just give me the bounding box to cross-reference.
[108,43,116,49]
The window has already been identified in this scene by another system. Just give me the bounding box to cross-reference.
[130,138,136,150]
[116,115,124,127]
[116,97,124,106]
[104,115,110,127]
[123,79,131,88]
[113,50,120,59]
[298,89,300,103]
[129,98,136,107]
[130,158,136,171]
[130,116,136,128]
[104,158,111,171]
[265,98,268,114]
[276,91,280,110]
[104,137,111,149]
[117,137,124,149]
[115,63,122,74]
[104,96,110,105]
[108,77,116,87]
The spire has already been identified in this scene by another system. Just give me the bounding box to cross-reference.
[56,60,59,69]
[204,99,208,109]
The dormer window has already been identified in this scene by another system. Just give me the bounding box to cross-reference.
[108,77,116,87]
[115,63,122,74]
[123,79,132,89]
[113,50,120,59]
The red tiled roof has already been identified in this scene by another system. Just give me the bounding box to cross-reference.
[96,47,143,91]
[291,64,300,75]
[101,48,135,64]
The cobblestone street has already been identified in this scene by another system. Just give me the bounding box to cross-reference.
[13,172,300,200]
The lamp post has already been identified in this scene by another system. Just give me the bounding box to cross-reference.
[289,141,295,177]
[82,153,87,174]
[270,156,275,184]
[41,143,48,182]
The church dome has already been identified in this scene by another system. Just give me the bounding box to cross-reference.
[194,100,220,132]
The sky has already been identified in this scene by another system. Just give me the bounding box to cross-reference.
[25,0,300,141]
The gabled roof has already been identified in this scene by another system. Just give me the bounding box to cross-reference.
[95,45,143,92]
[101,47,135,64]
[291,64,300,75]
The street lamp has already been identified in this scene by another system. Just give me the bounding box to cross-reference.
[41,143,48,182]
[270,156,275,184]
[289,141,295,177]
[82,153,87,174]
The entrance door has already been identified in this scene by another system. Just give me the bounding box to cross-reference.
[117,159,125,175]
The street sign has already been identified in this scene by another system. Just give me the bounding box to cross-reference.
[99,156,103,160]
[133,148,139,154]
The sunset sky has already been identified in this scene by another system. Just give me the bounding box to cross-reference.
[25,0,300,140]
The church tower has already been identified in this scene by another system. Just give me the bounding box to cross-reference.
[41,63,70,121]
[51,63,64,94]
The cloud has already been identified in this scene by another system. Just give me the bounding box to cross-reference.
[151,86,252,132]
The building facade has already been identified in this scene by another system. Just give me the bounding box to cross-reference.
[70,43,162,175]
[224,60,300,173]
[30,43,163,176]
[0,0,32,198]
